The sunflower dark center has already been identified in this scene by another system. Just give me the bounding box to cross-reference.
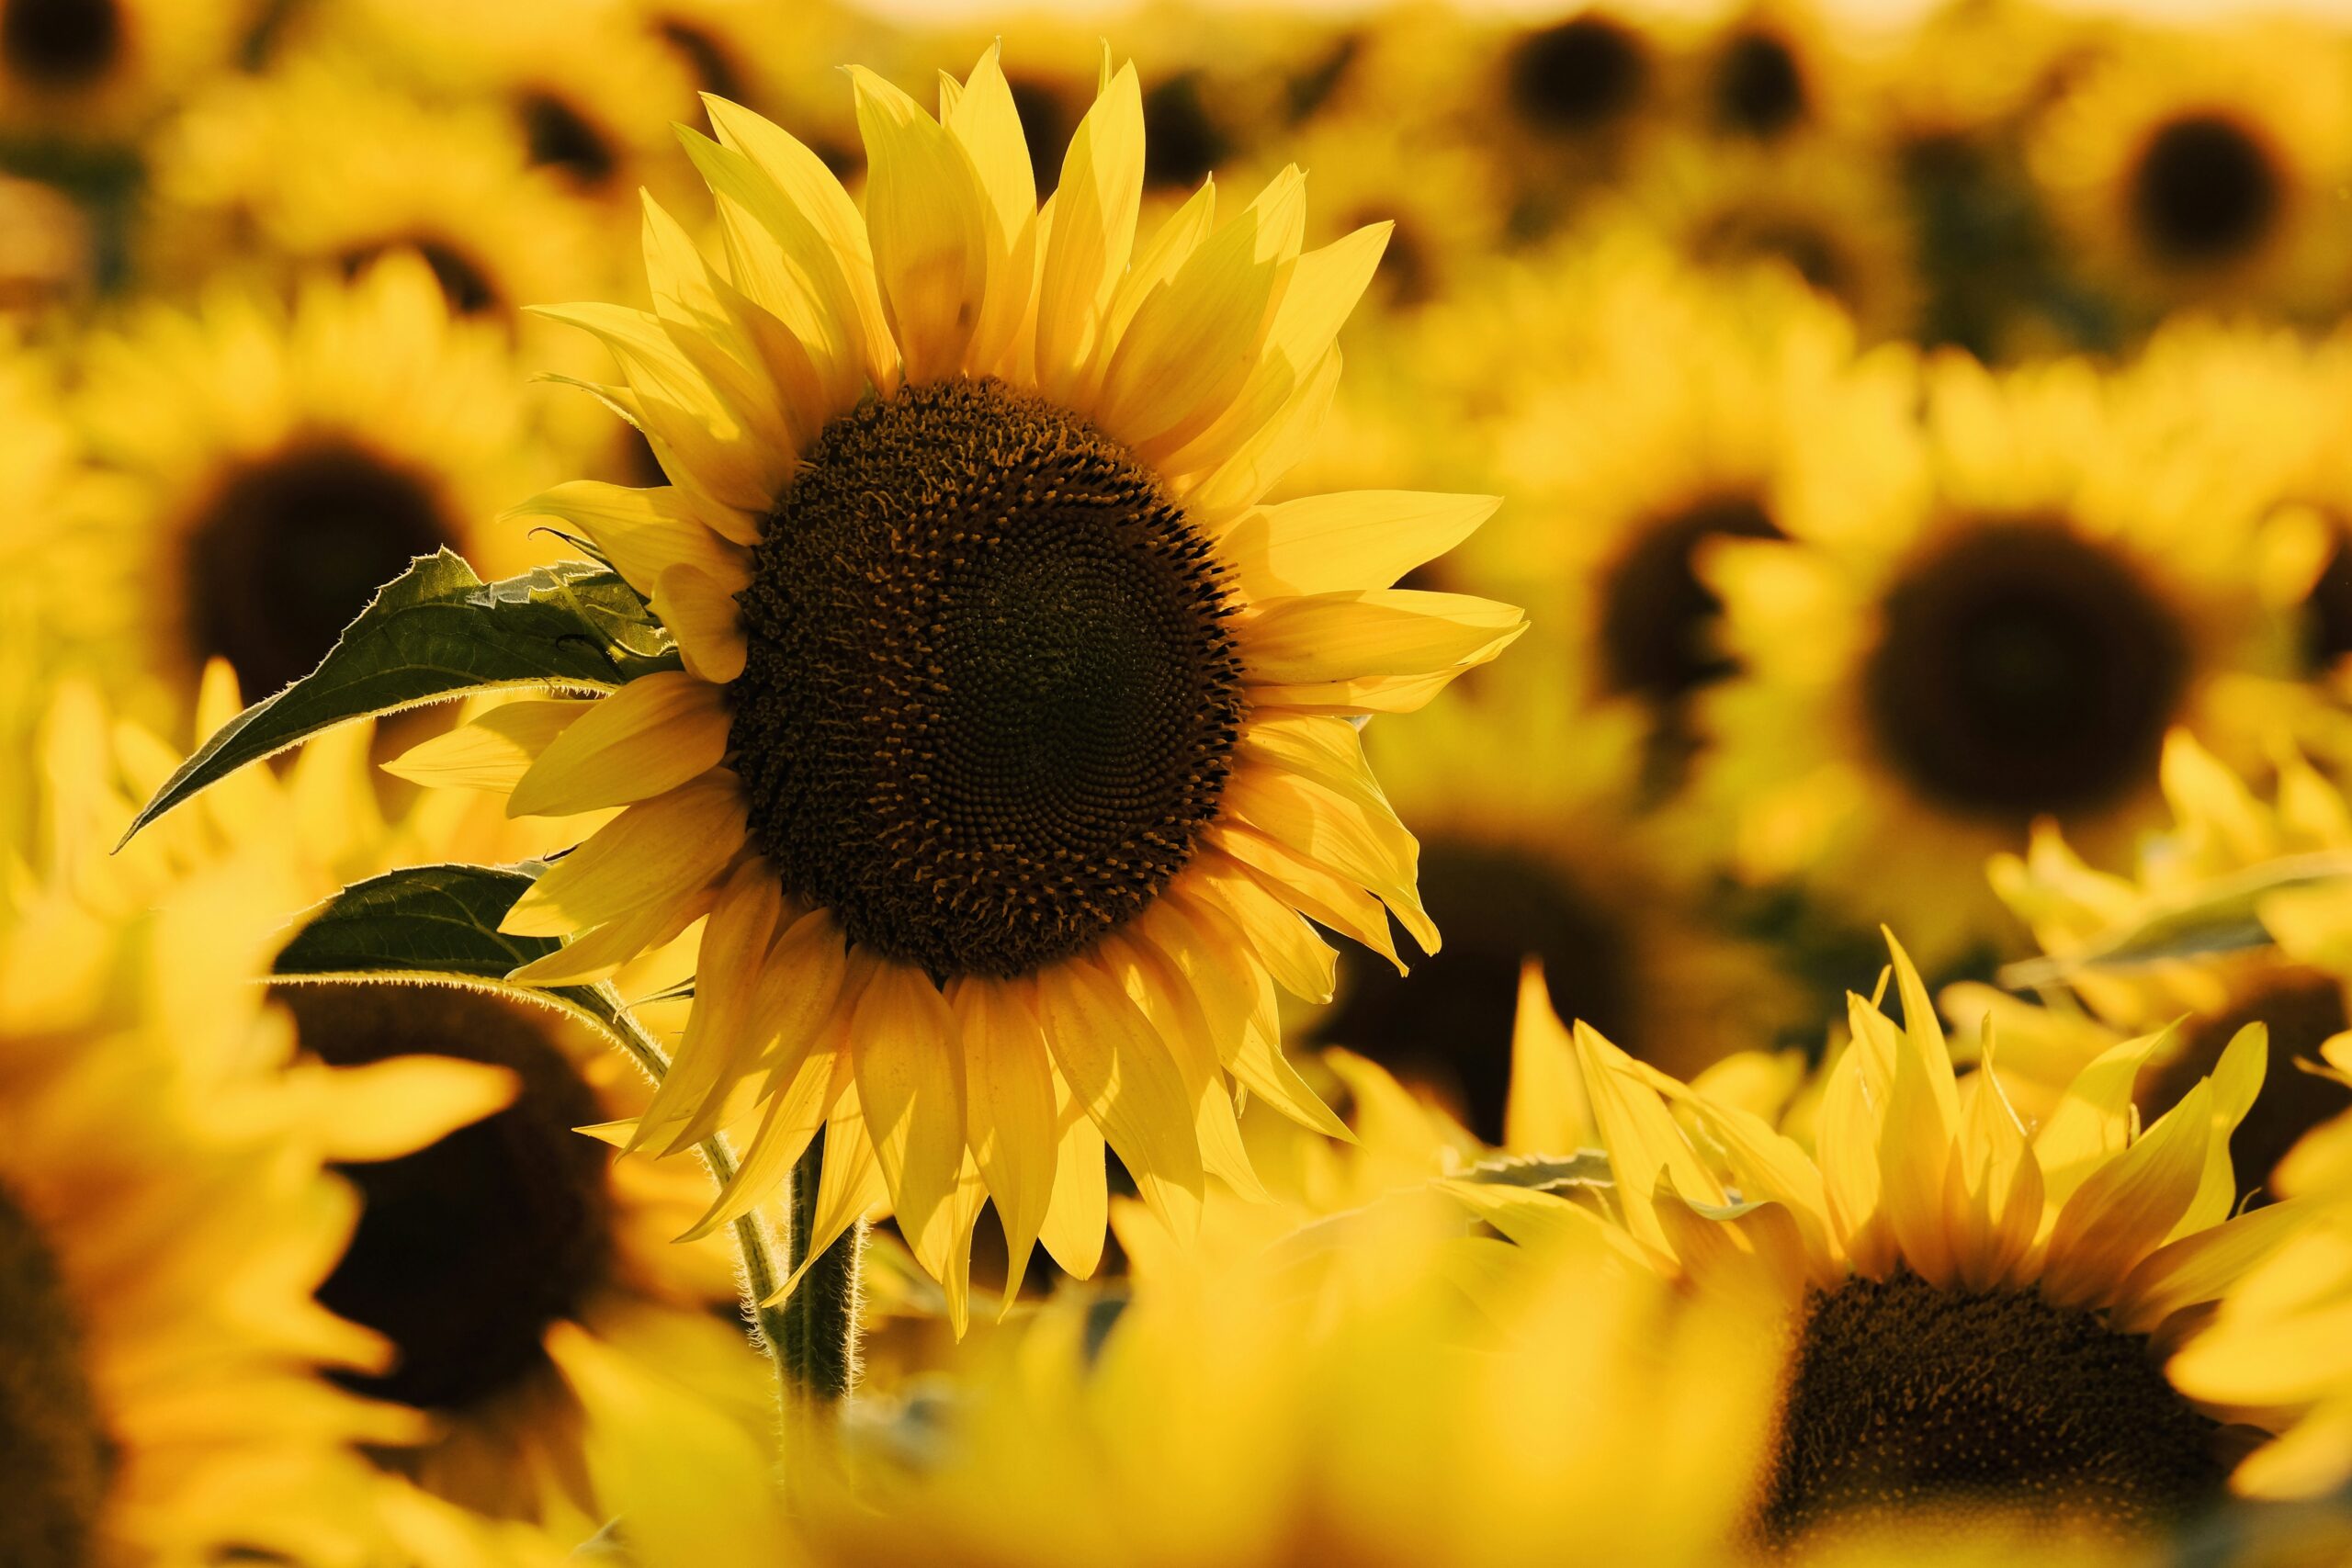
[1314,843,1634,1144]
[1762,1271,2225,1543]
[1005,74,1080,196]
[1714,29,1807,139]
[339,237,500,317]
[1,0,119,89]
[1508,14,1650,135]
[0,1180,112,1568]
[287,984,616,1415]
[1863,524,2188,821]
[653,18,745,104]
[184,438,457,695]
[2138,971,2352,1194]
[520,91,618,187]
[2301,523,2352,671]
[729,378,1243,982]
[1141,72,1230,189]
[2130,114,2280,267]
[1600,493,1781,706]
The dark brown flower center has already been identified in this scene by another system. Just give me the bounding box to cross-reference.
[288,984,616,1416]
[1,0,119,89]
[730,378,1243,982]
[520,91,618,188]
[1762,1271,2226,1543]
[1507,14,1651,135]
[339,237,501,317]
[1314,843,1634,1144]
[2130,114,2281,268]
[2139,971,2352,1194]
[1599,493,1781,708]
[1713,28,1808,140]
[2301,524,2352,671]
[0,1179,112,1568]
[1863,524,2188,822]
[1141,71,1231,189]
[184,438,458,695]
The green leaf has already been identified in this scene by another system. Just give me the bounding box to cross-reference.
[121,550,678,847]
[272,861,664,1077]
[1998,851,2352,990]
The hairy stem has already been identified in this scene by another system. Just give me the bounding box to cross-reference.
[779,1133,864,1402]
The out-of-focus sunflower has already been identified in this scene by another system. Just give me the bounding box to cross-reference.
[75,663,774,1533]
[2107,320,2352,694]
[1308,651,1805,1142]
[2171,1039,2352,1499]
[1480,3,1671,232]
[1947,731,2352,1192]
[288,0,699,211]
[1668,0,1856,148]
[0,0,254,142]
[1694,352,2315,965]
[1871,0,2116,144]
[148,56,614,323]
[2032,21,2352,323]
[1470,240,1914,773]
[360,51,1523,1332]
[808,1194,1778,1568]
[65,253,560,711]
[0,677,537,1568]
[1614,130,1921,343]
[1449,934,2309,1547]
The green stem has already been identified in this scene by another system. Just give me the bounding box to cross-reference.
[778,1132,864,1403]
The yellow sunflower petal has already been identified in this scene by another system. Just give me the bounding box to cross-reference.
[849,67,989,385]
[507,671,731,818]
[1035,960,1204,1238]
[1034,62,1143,408]
[1098,185,1285,454]
[2115,1198,2314,1335]
[1574,1021,1725,1256]
[653,563,751,684]
[850,963,968,1280]
[1037,1055,1108,1278]
[949,976,1057,1310]
[630,860,782,1156]
[382,700,590,792]
[501,774,744,937]
[1217,491,1502,600]
[1241,590,1529,684]
[2041,1078,2219,1307]
[1505,963,1595,1156]
[944,47,1039,379]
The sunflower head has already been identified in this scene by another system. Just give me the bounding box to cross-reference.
[348,44,1532,1327]
[1450,931,2312,1545]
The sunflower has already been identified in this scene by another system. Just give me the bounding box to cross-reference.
[2106,320,2352,691]
[432,50,1520,1333]
[75,663,779,1533]
[1464,235,1914,774]
[1446,932,2311,1546]
[65,252,562,713]
[0,0,254,143]
[1946,730,2352,1196]
[287,0,700,211]
[807,1190,1778,1568]
[1693,350,2316,966]
[1668,0,1857,147]
[1611,130,1922,344]
[2169,1038,2352,1500]
[146,54,616,325]
[2031,20,2352,324]
[1479,4,1670,233]
[1306,645,1805,1144]
[0,677,539,1568]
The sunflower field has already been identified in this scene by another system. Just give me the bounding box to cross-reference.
[14,0,2352,1562]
